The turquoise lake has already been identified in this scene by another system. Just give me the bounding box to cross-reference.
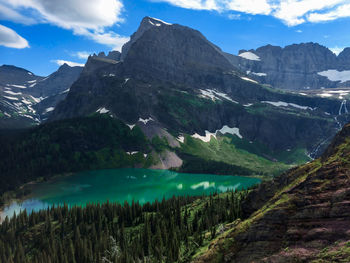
[1,168,261,220]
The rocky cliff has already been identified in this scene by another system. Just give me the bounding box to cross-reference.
[233,42,350,91]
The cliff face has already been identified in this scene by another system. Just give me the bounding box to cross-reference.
[233,43,350,90]
[194,123,350,263]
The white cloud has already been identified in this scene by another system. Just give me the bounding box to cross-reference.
[225,0,271,15]
[74,27,129,51]
[52,59,85,67]
[308,3,350,23]
[0,3,36,24]
[1,0,129,48]
[0,24,29,48]
[330,46,345,55]
[74,51,91,59]
[273,0,345,26]
[295,29,302,33]
[155,0,350,26]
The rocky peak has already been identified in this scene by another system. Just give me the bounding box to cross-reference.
[121,16,172,61]
[337,47,350,70]
[233,42,341,90]
[121,16,234,85]
[107,51,121,61]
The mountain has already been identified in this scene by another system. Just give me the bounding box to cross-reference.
[50,16,350,172]
[194,122,350,262]
[0,63,83,129]
[231,42,350,91]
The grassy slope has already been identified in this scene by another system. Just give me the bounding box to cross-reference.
[179,134,310,176]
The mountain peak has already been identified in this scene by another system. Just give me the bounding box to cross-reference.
[121,16,173,60]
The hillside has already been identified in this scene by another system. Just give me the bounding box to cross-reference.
[193,123,350,262]
[2,119,350,263]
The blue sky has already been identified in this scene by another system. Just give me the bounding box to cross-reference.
[1,0,350,76]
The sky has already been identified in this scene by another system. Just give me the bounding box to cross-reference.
[1,0,350,76]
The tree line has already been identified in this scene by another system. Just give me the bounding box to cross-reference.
[0,190,248,263]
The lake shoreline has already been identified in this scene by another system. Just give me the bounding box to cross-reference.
[0,173,74,223]
[0,169,262,223]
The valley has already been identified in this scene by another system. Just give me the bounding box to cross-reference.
[1,13,350,263]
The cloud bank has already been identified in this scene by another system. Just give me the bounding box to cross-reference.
[154,0,350,26]
[52,59,85,67]
[0,0,129,50]
[0,24,29,48]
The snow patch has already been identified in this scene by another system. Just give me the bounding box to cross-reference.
[3,96,18,101]
[240,76,258,84]
[61,88,70,94]
[243,103,253,107]
[127,124,135,130]
[262,101,313,110]
[149,17,172,25]
[96,107,109,114]
[192,125,243,142]
[192,131,216,143]
[318,70,350,83]
[177,136,185,143]
[299,93,307,96]
[251,72,267,77]
[149,20,161,26]
[138,117,154,125]
[44,107,55,113]
[4,112,11,117]
[198,89,238,103]
[9,84,26,89]
[217,125,242,139]
[238,52,260,61]
[21,98,32,105]
[4,90,21,95]
[127,151,139,155]
[29,95,45,103]
[318,93,332,98]
[124,78,130,84]
[27,80,36,83]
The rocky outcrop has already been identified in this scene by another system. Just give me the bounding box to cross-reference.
[194,123,350,263]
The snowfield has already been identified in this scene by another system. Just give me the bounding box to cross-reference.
[198,89,238,103]
[318,70,350,83]
[262,101,313,110]
[238,51,261,61]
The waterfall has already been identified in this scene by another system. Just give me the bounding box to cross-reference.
[338,100,348,115]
